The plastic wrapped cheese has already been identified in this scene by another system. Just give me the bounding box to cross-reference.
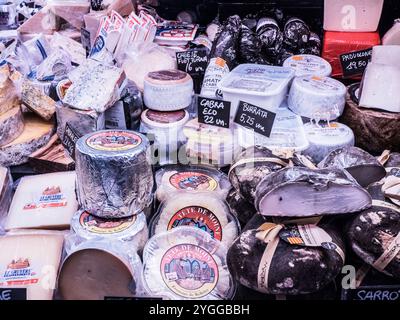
[0,231,64,300]
[150,192,240,246]
[5,171,78,230]
[142,227,235,300]
[70,210,148,252]
[283,54,332,77]
[155,165,231,202]
[288,75,346,121]
[359,62,400,113]
[303,121,355,163]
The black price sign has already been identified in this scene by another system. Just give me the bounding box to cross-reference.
[176,49,209,77]
[0,288,27,301]
[62,123,80,160]
[80,28,91,57]
[234,101,276,137]
[341,285,400,301]
[340,48,372,77]
[198,96,231,128]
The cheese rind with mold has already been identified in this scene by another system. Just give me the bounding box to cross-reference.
[0,107,24,147]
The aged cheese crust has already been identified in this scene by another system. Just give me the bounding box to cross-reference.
[0,114,55,166]
[0,107,24,147]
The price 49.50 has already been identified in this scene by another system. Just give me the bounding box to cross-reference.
[346,60,367,70]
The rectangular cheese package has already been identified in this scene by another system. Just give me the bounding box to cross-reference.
[4,171,78,231]
[0,166,13,233]
[0,230,65,300]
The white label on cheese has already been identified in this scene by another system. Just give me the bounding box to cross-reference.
[300,76,343,92]
[105,102,127,130]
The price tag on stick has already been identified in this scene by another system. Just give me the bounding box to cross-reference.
[198,96,231,129]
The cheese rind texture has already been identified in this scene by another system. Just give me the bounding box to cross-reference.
[0,232,64,300]
[22,79,57,121]
[0,107,24,147]
[0,114,55,167]
[371,45,400,67]
[5,171,78,230]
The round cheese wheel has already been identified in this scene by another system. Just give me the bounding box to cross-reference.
[288,75,346,121]
[283,54,332,77]
[303,121,355,163]
[143,70,193,111]
[0,107,24,147]
[142,227,235,300]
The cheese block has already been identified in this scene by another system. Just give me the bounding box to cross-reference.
[107,0,134,16]
[150,192,240,246]
[58,240,144,300]
[155,165,231,202]
[75,130,153,218]
[0,66,20,116]
[226,189,257,226]
[17,6,58,35]
[283,54,332,77]
[142,227,235,300]
[35,48,72,82]
[371,45,400,67]
[318,146,387,188]
[255,167,372,217]
[0,232,64,300]
[84,10,107,47]
[288,75,346,121]
[303,122,355,163]
[341,84,400,154]
[359,63,400,113]
[322,31,381,78]
[63,61,125,113]
[5,171,78,230]
[383,19,400,45]
[0,107,24,147]
[143,70,193,111]
[22,78,56,121]
[70,210,148,252]
[0,114,54,167]
[50,32,86,66]
[49,2,90,30]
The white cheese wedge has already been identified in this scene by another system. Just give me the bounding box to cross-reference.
[288,75,346,121]
[303,122,355,163]
[0,107,24,147]
[5,171,78,231]
[382,19,400,45]
[359,62,400,113]
[371,45,400,67]
[0,232,64,300]
[0,114,54,167]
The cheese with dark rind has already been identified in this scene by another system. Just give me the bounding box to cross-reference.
[255,167,372,217]
[318,146,386,187]
[0,107,24,147]
[0,114,55,167]
[226,188,257,226]
[227,214,345,295]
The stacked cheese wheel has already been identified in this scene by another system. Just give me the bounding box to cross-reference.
[142,70,193,165]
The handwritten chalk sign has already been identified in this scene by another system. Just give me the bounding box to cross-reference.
[0,288,27,300]
[234,101,276,137]
[198,96,231,129]
[340,48,372,77]
[341,285,400,301]
[176,49,209,77]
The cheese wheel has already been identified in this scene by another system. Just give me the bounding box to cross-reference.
[0,113,54,167]
[0,232,64,300]
[0,107,24,147]
[288,75,346,120]
[150,192,240,246]
[75,130,153,218]
[142,227,235,300]
[283,54,332,77]
[143,70,193,111]
[303,122,355,163]
[58,241,143,300]
[5,172,78,231]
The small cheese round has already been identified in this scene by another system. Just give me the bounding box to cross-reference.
[283,54,332,77]
[303,122,355,163]
[143,70,193,111]
[288,75,346,121]
[0,107,24,147]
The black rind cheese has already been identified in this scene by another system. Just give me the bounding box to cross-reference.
[226,188,257,226]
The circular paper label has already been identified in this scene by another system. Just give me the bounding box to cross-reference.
[167,206,223,241]
[169,172,218,191]
[285,55,330,76]
[300,76,343,92]
[86,131,142,151]
[79,211,136,234]
[160,244,219,298]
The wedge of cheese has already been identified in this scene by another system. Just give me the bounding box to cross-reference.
[0,232,64,300]
[0,107,24,147]
[5,171,78,231]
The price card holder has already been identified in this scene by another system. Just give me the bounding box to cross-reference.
[341,285,400,301]
[197,96,231,129]
[340,48,372,78]
[62,122,81,160]
[0,288,27,300]
[234,101,276,137]
[176,49,209,77]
